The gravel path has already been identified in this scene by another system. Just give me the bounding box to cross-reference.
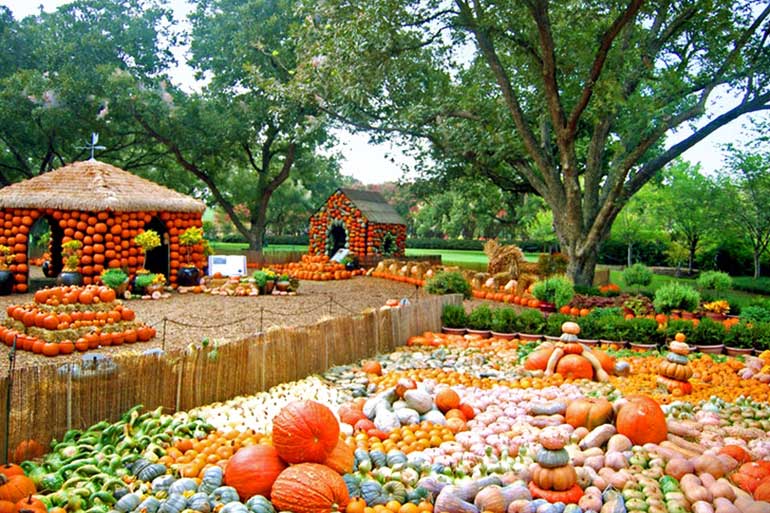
[0,277,421,370]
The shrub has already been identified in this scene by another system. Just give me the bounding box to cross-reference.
[531,275,575,309]
[491,307,518,334]
[596,316,632,342]
[537,253,569,277]
[100,268,128,290]
[690,317,727,346]
[425,271,472,299]
[752,322,770,351]
[545,313,572,337]
[574,285,600,296]
[697,271,733,291]
[741,305,770,323]
[653,282,701,313]
[578,307,623,340]
[626,318,664,345]
[665,319,697,342]
[515,309,545,334]
[622,263,653,288]
[726,321,754,349]
[441,304,468,329]
[467,304,493,331]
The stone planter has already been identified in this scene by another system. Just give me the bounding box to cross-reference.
[57,271,83,287]
[466,328,491,338]
[441,326,466,335]
[725,346,753,357]
[177,267,201,287]
[490,331,517,340]
[0,270,13,295]
[697,344,725,354]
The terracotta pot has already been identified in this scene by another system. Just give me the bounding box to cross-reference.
[490,331,517,340]
[697,344,724,354]
[518,333,542,342]
[629,342,658,352]
[466,328,491,338]
[544,335,562,342]
[600,340,627,350]
[264,280,275,294]
[538,302,556,314]
[441,327,466,335]
[275,280,291,292]
[579,339,599,347]
[705,312,727,321]
[725,346,753,357]
[681,311,695,320]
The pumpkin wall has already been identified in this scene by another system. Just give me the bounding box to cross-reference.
[0,207,204,293]
[308,191,406,258]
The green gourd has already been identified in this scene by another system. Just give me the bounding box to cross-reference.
[537,448,570,468]
[386,450,407,467]
[382,481,408,503]
[361,480,387,505]
[210,486,241,504]
[369,449,387,468]
[199,466,224,495]
[245,495,275,513]
[158,494,187,513]
[115,493,141,513]
[169,478,198,495]
[187,493,211,513]
[138,463,167,482]
[343,474,362,497]
[220,503,249,513]
[137,497,161,513]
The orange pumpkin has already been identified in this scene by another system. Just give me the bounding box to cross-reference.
[272,400,339,464]
[0,500,13,513]
[322,438,355,474]
[435,388,461,413]
[524,348,555,371]
[361,360,382,376]
[555,355,593,380]
[270,463,350,513]
[616,395,667,445]
[0,475,35,503]
[11,440,43,465]
[564,397,614,430]
[720,445,751,465]
[592,349,616,374]
[223,444,286,500]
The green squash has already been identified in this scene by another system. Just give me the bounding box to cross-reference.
[382,481,408,503]
[138,463,168,482]
[152,475,176,493]
[210,486,240,505]
[343,473,362,497]
[369,449,387,468]
[115,493,142,513]
[245,496,275,513]
[220,503,249,513]
[169,478,199,495]
[536,448,570,468]
[138,497,161,513]
[158,494,188,513]
[386,450,407,467]
[187,492,212,513]
[361,480,387,506]
[199,466,223,495]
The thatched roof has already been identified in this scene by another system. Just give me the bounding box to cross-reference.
[338,188,406,225]
[0,160,205,213]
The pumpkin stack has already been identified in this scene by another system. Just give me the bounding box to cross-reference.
[0,285,156,356]
[657,332,693,395]
[528,427,583,504]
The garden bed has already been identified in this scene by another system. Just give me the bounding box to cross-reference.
[0,277,420,369]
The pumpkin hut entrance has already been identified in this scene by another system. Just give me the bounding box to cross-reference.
[28,216,61,283]
[329,224,347,257]
[143,217,169,279]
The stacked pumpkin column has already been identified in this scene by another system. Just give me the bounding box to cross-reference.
[657,333,693,395]
[0,209,40,293]
[529,427,583,504]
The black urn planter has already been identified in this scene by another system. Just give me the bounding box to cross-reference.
[57,271,83,287]
[177,267,201,287]
[42,260,56,278]
[345,261,357,271]
[0,270,14,295]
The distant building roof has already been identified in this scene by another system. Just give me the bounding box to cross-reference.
[338,187,405,225]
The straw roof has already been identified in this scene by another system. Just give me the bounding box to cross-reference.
[338,188,406,225]
[0,160,205,213]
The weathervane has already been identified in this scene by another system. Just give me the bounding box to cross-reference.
[78,132,106,160]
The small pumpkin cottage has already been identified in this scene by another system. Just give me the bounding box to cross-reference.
[0,160,206,293]
[309,188,406,258]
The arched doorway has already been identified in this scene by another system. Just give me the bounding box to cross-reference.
[329,223,347,257]
[27,216,61,289]
[381,232,395,256]
[143,217,169,278]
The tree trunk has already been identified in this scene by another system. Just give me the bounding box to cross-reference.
[754,251,761,279]
[566,248,599,287]
[250,197,270,252]
[627,242,632,267]
[688,237,698,274]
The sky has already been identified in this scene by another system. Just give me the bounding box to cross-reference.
[1,0,763,184]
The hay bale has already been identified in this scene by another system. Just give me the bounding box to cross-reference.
[484,240,526,277]
[516,273,538,297]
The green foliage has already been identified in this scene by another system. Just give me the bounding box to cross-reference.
[665,320,697,342]
[740,305,770,323]
[467,304,493,331]
[622,263,653,288]
[752,322,770,351]
[491,307,518,334]
[545,313,572,337]
[536,253,568,278]
[252,270,268,288]
[134,273,158,289]
[514,309,546,334]
[653,283,701,313]
[725,321,754,349]
[691,317,727,346]
[100,268,128,289]
[425,271,472,299]
[179,226,204,246]
[61,239,83,271]
[625,318,664,345]
[441,304,468,329]
[531,276,574,309]
[697,271,733,291]
[134,230,161,253]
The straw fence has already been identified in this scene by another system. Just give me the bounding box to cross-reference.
[0,293,461,452]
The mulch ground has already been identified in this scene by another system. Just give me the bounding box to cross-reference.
[0,277,422,370]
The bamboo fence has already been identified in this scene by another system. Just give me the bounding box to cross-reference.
[0,293,461,455]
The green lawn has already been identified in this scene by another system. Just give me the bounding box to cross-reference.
[210,242,307,253]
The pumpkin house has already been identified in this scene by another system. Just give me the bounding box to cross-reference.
[0,160,206,293]
[309,188,406,258]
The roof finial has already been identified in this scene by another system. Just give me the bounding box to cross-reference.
[78,133,106,160]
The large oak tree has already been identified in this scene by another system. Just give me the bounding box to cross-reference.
[296,0,770,284]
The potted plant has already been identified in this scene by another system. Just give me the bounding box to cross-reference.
[133,229,161,293]
[467,304,493,337]
[531,276,574,314]
[515,309,546,341]
[0,245,14,295]
[100,268,129,296]
[252,270,268,294]
[425,271,472,299]
[725,321,754,356]
[491,307,518,339]
[691,317,726,354]
[544,313,572,340]
[263,269,277,294]
[134,272,165,298]
[653,282,701,316]
[441,304,467,334]
[626,318,663,351]
[703,300,730,321]
[597,315,631,350]
[275,273,292,292]
[178,226,204,286]
[201,239,214,275]
[341,254,358,271]
[57,240,83,286]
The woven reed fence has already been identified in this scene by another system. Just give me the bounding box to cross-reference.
[0,293,461,453]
